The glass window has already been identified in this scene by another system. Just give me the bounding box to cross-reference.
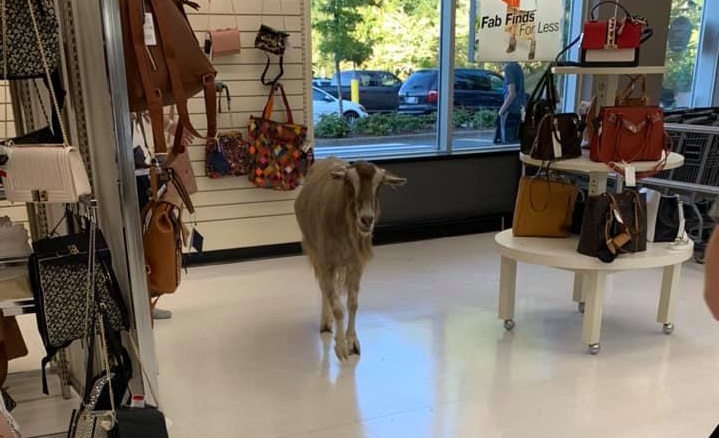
[662,0,705,109]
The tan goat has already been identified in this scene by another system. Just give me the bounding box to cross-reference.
[294,157,406,360]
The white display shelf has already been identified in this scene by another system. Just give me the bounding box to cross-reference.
[495,230,693,354]
[520,151,684,174]
[552,65,667,76]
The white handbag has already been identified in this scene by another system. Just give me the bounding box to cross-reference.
[0,0,91,204]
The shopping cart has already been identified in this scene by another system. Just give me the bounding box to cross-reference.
[640,122,719,263]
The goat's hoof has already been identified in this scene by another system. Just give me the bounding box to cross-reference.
[320,324,332,334]
[346,333,361,355]
[334,339,350,361]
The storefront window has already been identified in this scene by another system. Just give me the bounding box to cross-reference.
[311,0,440,157]
[662,0,704,109]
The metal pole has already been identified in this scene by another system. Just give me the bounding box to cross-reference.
[438,0,456,154]
[98,0,160,402]
[469,0,476,63]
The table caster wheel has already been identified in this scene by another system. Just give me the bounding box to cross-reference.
[588,343,601,355]
[503,319,515,331]
[578,302,585,313]
[663,323,675,335]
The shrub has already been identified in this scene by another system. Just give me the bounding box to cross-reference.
[473,109,497,129]
[315,114,350,138]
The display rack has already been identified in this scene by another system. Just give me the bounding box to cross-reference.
[495,66,693,354]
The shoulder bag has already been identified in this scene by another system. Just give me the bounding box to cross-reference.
[204,0,242,59]
[641,188,684,243]
[248,83,312,191]
[119,0,217,162]
[142,166,194,296]
[0,0,59,80]
[206,82,252,178]
[1,0,91,204]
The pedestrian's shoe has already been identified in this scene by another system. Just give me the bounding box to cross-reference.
[153,307,173,320]
[529,40,536,60]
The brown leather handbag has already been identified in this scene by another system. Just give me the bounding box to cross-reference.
[142,167,194,296]
[529,113,584,161]
[120,0,217,160]
[577,190,647,261]
[512,174,579,238]
[590,105,668,164]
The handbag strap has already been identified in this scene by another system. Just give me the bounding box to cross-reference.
[206,0,240,31]
[27,0,70,146]
[262,82,294,124]
[589,1,632,21]
[617,75,648,105]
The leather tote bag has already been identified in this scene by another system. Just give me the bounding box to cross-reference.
[512,174,579,238]
[1,0,91,204]
[119,0,217,160]
[590,105,669,166]
[577,190,647,261]
[248,83,312,191]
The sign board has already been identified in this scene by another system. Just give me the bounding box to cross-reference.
[474,0,564,62]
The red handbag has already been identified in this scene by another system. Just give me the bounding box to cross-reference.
[581,1,652,67]
[590,106,670,177]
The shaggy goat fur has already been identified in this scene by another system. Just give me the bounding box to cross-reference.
[294,157,406,360]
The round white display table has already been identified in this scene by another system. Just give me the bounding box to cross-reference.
[495,230,694,354]
[519,151,685,195]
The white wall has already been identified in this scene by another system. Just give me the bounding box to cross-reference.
[183,0,311,251]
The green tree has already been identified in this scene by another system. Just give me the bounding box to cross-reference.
[314,0,378,114]
[663,0,703,107]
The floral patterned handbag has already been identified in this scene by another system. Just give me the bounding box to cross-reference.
[248,83,313,190]
[206,82,252,178]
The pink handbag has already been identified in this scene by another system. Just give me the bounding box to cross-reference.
[203,0,241,60]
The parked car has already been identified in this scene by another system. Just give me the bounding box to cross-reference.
[398,68,511,115]
[312,86,368,125]
[317,70,403,113]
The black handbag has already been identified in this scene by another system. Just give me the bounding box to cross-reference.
[29,228,129,394]
[110,406,169,438]
[0,0,60,79]
[577,189,647,262]
[643,188,683,242]
[519,66,558,155]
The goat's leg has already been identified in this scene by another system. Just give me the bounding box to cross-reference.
[319,271,348,360]
[345,268,362,355]
[320,294,333,334]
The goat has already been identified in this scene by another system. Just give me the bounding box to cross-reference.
[294,157,406,360]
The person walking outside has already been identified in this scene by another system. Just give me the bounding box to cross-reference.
[495,61,525,144]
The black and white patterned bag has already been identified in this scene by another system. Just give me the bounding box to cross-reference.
[0,0,60,79]
[29,229,129,394]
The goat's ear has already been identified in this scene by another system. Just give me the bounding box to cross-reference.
[382,170,407,186]
[331,168,347,180]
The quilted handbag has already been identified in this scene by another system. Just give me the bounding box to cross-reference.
[29,229,129,394]
[206,82,251,178]
[248,83,313,191]
[0,0,60,79]
[581,1,653,67]
[577,189,647,261]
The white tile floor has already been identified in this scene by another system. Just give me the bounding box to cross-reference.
[145,233,719,438]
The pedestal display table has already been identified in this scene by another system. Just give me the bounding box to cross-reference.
[495,230,693,354]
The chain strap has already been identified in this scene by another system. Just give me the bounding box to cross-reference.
[206,0,240,31]
[26,0,69,146]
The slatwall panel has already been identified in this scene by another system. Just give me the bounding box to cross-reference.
[0,82,29,228]
[183,0,310,251]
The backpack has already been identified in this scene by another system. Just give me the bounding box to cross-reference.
[119,0,217,160]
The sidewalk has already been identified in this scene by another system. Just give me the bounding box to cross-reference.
[314,129,495,147]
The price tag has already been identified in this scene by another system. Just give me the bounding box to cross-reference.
[144,13,157,46]
[625,165,636,187]
[552,121,563,158]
